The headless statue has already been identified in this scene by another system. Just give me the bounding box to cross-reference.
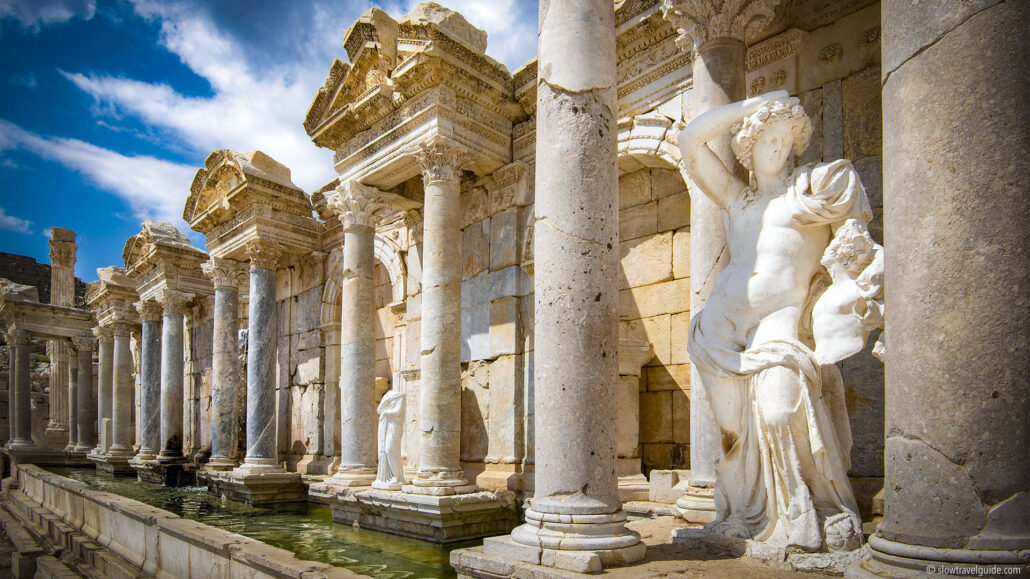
[372,390,405,490]
[679,90,884,552]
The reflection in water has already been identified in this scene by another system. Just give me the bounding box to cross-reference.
[45,468,472,579]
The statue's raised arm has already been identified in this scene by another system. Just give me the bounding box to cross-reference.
[678,90,789,208]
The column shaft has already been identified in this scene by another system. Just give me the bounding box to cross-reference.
[7,342,15,445]
[159,305,185,459]
[136,313,161,460]
[94,331,113,455]
[74,339,96,451]
[109,327,134,455]
[852,1,1029,576]
[209,285,239,465]
[414,150,466,490]
[66,351,77,451]
[335,224,378,484]
[11,332,34,447]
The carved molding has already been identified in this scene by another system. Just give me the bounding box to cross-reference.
[155,289,192,315]
[111,322,132,338]
[413,138,467,184]
[245,239,283,271]
[48,242,76,267]
[135,301,163,322]
[202,257,247,289]
[9,329,30,346]
[746,27,808,72]
[92,326,113,341]
[660,0,781,53]
[326,182,394,230]
[71,336,96,352]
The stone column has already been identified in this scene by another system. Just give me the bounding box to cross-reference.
[409,138,470,493]
[46,229,76,446]
[108,323,135,457]
[326,182,392,486]
[504,0,643,569]
[72,336,96,452]
[660,0,779,523]
[9,329,35,449]
[236,239,284,473]
[5,340,13,445]
[849,2,1029,577]
[92,327,113,455]
[65,348,78,452]
[157,290,190,461]
[134,301,162,461]
[202,258,244,469]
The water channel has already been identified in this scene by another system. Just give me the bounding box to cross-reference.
[45,467,474,579]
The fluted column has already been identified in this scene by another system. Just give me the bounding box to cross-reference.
[236,239,283,473]
[65,348,78,452]
[409,138,470,493]
[9,329,35,449]
[46,230,75,446]
[660,0,780,522]
[849,2,1029,577]
[134,301,162,461]
[108,322,135,457]
[326,181,393,486]
[156,290,190,461]
[92,327,114,456]
[501,0,643,568]
[202,258,244,469]
[72,336,96,452]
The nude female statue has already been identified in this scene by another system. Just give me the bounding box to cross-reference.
[679,89,883,553]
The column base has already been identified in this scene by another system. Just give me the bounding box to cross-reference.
[672,526,866,575]
[202,457,238,472]
[675,484,717,523]
[73,444,94,453]
[206,469,305,505]
[464,534,646,575]
[329,487,518,544]
[328,466,376,488]
[846,534,1029,578]
[8,440,39,452]
[88,454,136,476]
[132,458,196,486]
[507,507,644,569]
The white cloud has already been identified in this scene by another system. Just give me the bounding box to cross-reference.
[0,206,33,233]
[0,119,197,227]
[0,0,96,31]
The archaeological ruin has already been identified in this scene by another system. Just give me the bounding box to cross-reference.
[1,0,1026,577]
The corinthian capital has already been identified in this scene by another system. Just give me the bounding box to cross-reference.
[326,182,395,230]
[202,257,247,288]
[245,239,283,271]
[413,138,467,184]
[93,326,113,342]
[154,288,192,315]
[660,0,781,53]
[48,241,76,268]
[135,300,163,322]
[71,335,97,352]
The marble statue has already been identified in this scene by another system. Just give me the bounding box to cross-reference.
[372,390,406,491]
[678,89,883,553]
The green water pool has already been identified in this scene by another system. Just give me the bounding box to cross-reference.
[44,467,475,579]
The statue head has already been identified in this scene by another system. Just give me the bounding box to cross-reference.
[731,97,812,174]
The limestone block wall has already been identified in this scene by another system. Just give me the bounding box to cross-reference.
[617,167,692,474]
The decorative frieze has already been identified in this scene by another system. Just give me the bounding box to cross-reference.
[746,28,808,72]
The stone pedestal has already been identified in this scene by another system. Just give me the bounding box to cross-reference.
[327,487,517,544]
[205,470,304,505]
[133,459,196,486]
[848,1,1029,577]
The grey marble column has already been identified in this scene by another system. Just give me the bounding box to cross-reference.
[65,348,78,452]
[9,329,35,449]
[850,1,1029,576]
[6,341,14,445]
[134,301,162,461]
[202,258,243,469]
[157,290,189,461]
[505,0,643,567]
[327,182,392,486]
[108,323,135,457]
[92,327,113,456]
[660,0,780,523]
[410,139,469,493]
[72,336,96,452]
[236,239,283,473]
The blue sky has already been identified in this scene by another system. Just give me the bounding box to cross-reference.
[0,0,537,282]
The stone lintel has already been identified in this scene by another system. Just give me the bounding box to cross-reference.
[206,214,322,262]
[0,300,94,340]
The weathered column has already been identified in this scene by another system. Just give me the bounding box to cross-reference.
[326,182,392,486]
[504,0,643,570]
[849,2,1029,577]
[660,0,780,523]
[46,229,76,447]
[6,340,15,445]
[134,301,162,461]
[108,323,135,457]
[72,336,96,452]
[65,349,78,452]
[9,329,35,449]
[92,327,114,456]
[236,239,283,473]
[410,138,470,493]
[202,258,243,469]
[157,290,189,461]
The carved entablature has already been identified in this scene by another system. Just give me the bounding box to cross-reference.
[184,149,322,261]
[86,266,140,328]
[121,220,212,304]
[744,28,808,96]
[615,2,691,118]
[304,4,519,191]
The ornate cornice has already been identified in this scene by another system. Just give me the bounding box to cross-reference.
[135,301,163,322]
[202,258,247,289]
[413,138,467,184]
[245,239,283,271]
[326,182,394,230]
[660,0,781,53]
